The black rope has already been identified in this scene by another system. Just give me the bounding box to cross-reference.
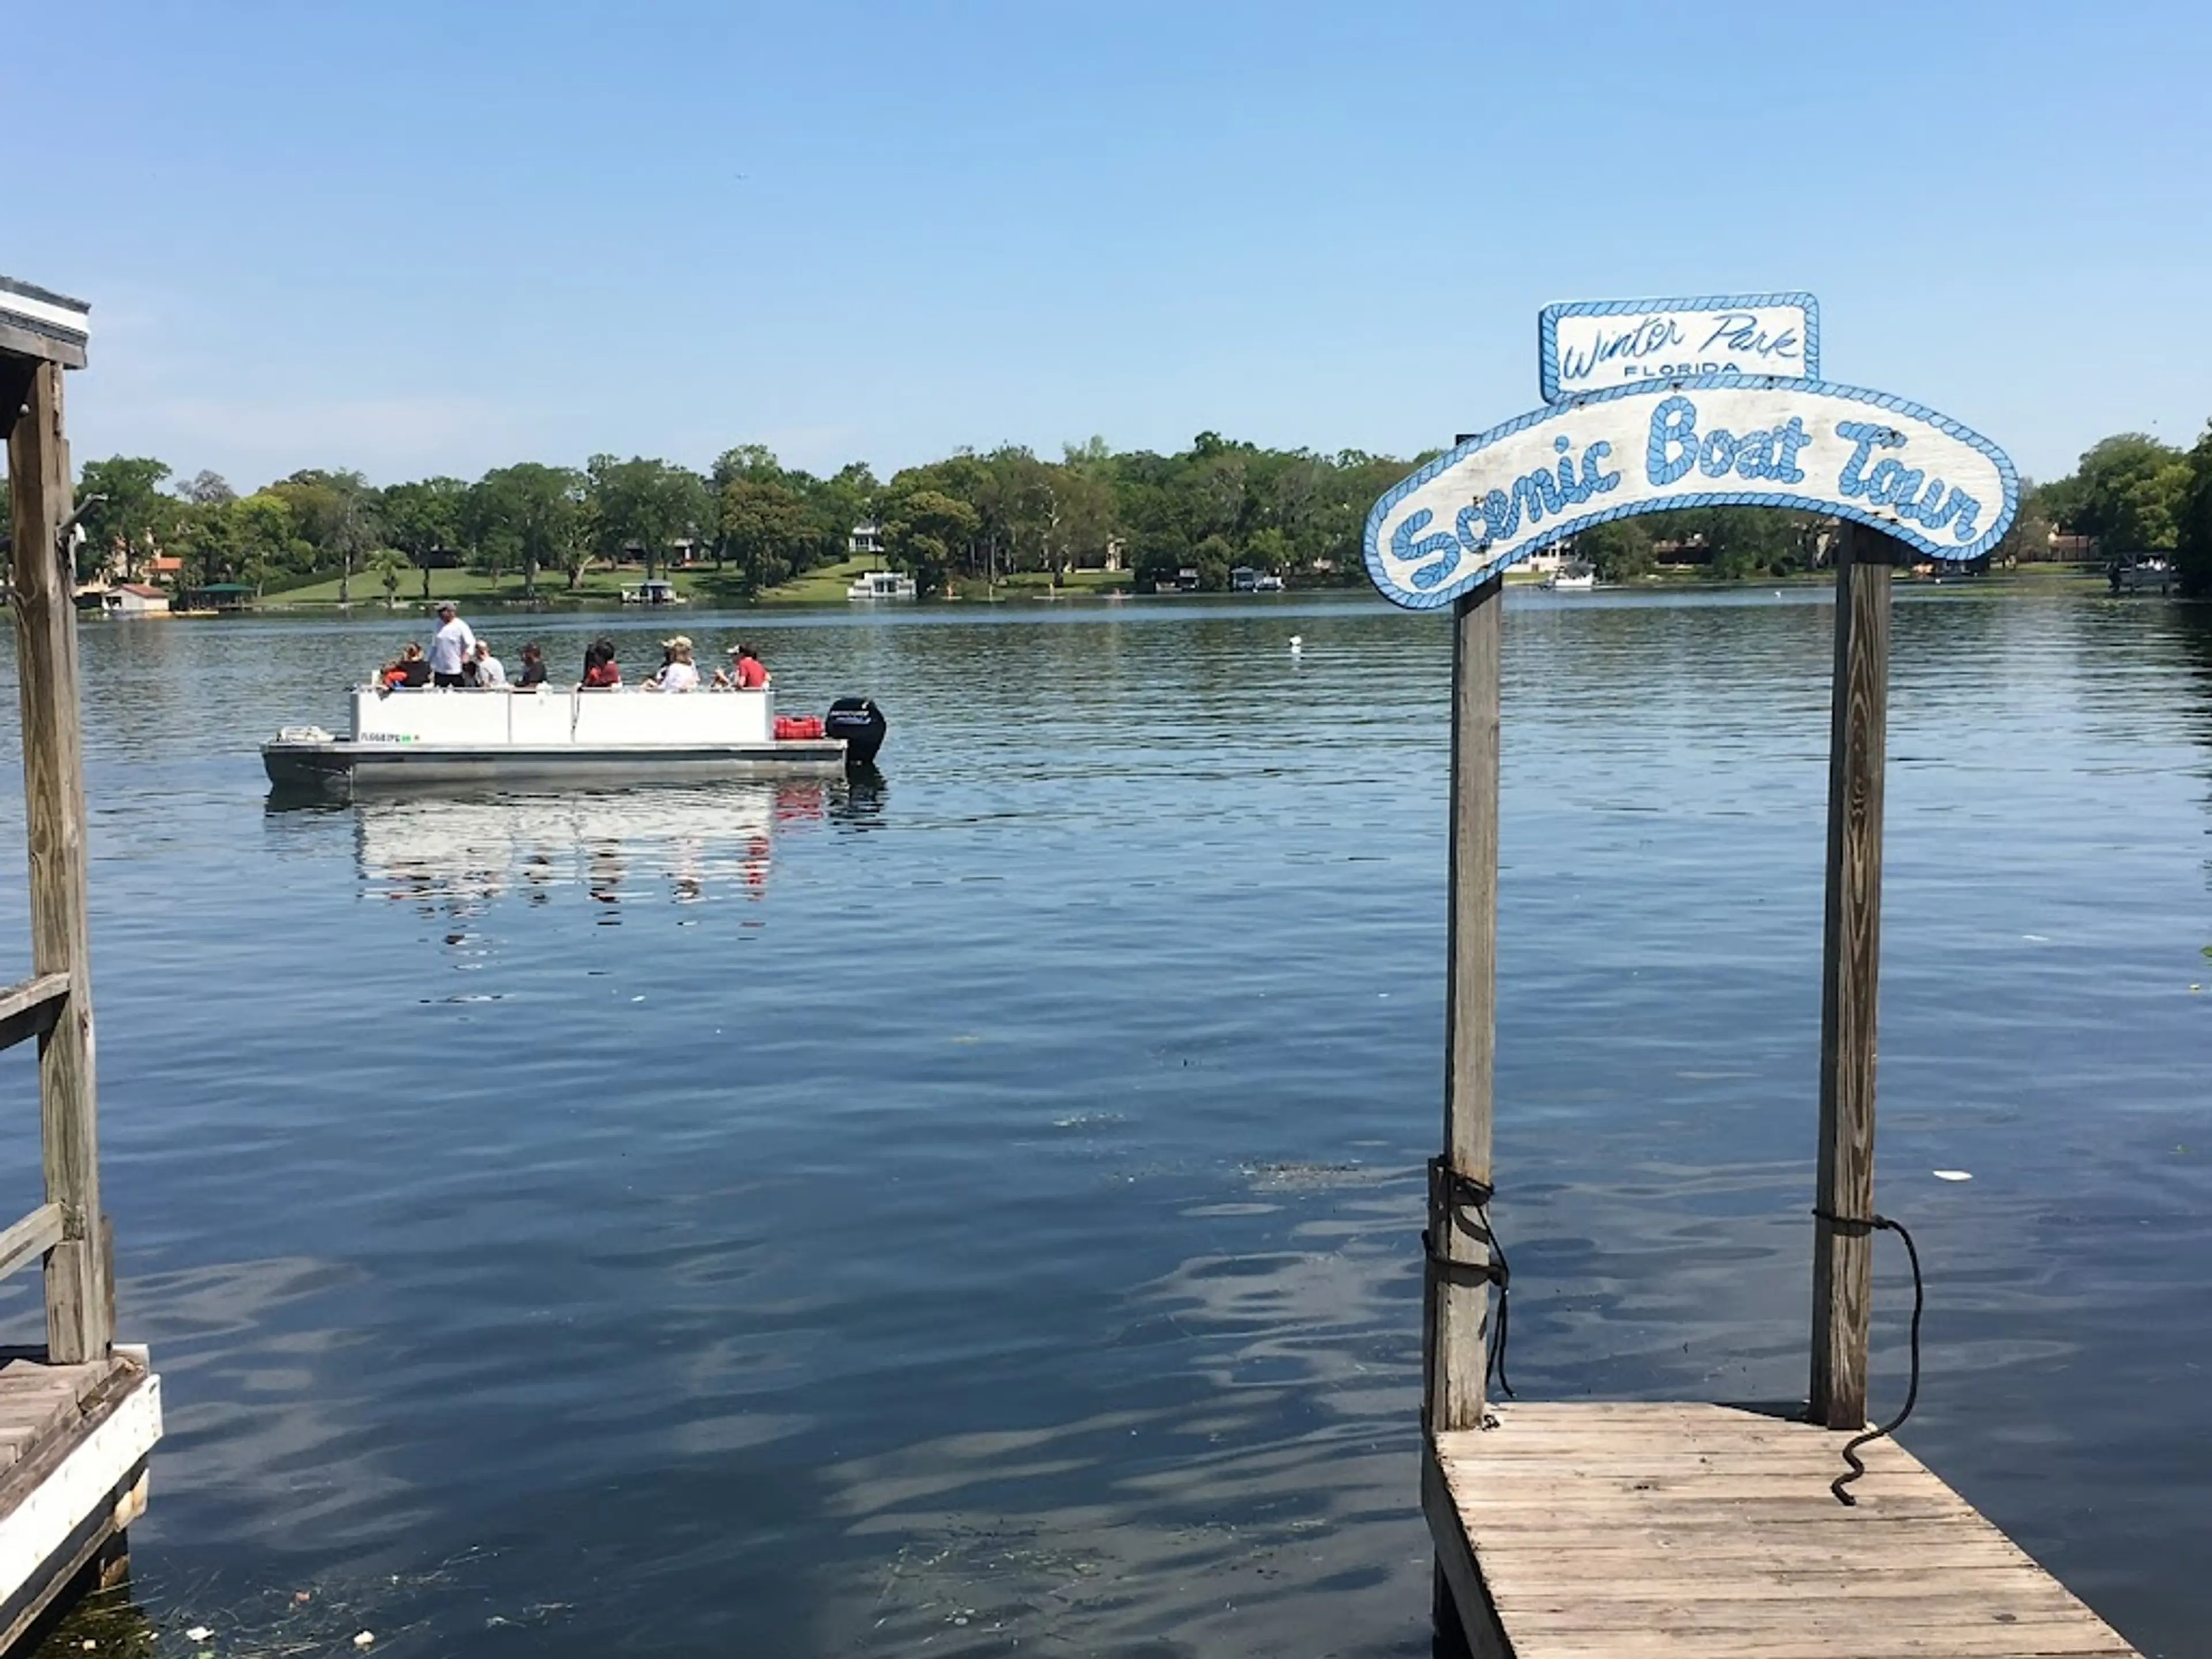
[1427,1158,1514,1402]
[1812,1207,1924,1506]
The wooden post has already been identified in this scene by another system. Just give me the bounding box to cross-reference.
[1810,521,1892,1427]
[1425,574,1502,1435]
[7,359,111,1365]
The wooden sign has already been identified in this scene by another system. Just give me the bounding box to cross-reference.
[1540,294,1816,403]
[1364,376,2017,610]
[0,276,90,369]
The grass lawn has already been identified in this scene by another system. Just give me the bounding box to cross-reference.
[751,555,877,604]
[263,565,722,609]
[942,568,1134,599]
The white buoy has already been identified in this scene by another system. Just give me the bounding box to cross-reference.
[1289,634,1304,655]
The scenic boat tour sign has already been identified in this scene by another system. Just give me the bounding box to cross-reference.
[1363,294,2019,612]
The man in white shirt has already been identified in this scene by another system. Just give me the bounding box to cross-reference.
[427,604,476,687]
[472,641,507,688]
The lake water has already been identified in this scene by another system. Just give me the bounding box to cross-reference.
[0,588,2204,1658]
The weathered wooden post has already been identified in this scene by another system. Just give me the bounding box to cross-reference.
[1810,519,1893,1427]
[1424,575,1502,1438]
[3,287,112,1365]
[1424,573,1503,1657]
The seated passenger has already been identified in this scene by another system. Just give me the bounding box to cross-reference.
[581,640,622,688]
[646,635,699,692]
[713,642,770,690]
[382,643,431,688]
[473,640,508,688]
[516,642,548,688]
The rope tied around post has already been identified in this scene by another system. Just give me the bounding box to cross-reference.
[1812,1206,1925,1506]
[1425,1156,1513,1403]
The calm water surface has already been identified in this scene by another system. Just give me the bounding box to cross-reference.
[0,589,2204,1657]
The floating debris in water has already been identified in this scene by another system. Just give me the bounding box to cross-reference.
[355,1634,375,1649]
[1243,1160,1373,1191]
[186,1630,213,1644]
[1933,1169,1972,1181]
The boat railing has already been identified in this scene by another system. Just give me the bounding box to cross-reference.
[350,683,778,748]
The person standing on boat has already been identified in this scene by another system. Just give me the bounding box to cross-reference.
[427,603,476,688]
[645,636,699,692]
[473,640,508,689]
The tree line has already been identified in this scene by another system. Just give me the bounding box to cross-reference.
[59,434,1427,600]
[1570,425,2212,592]
[43,419,2212,600]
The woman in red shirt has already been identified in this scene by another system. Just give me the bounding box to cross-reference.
[580,639,622,688]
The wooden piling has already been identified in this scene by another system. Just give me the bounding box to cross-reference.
[6,359,110,1366]
[1425,575,1503,1436]
[1810,521,1893,1429]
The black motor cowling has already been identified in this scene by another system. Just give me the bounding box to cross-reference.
[824,697,888,768]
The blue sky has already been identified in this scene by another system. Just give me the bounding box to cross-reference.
[13,0,2210,488]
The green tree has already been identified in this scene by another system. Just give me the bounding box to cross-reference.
[365,547,412,608]
[586,456,711,579]
[1244,525,1291,574]
[229,494,302,594]
[2176,422,2212,599]
[1190,532,1235,591]
[719,478,813,592]
[180,470,234,507]
[879,486,979,593]
[74,456,177,582]
[470,463,585,595]
[380,476,468,600]
[1574,519,1656,582]
[1994,478,2055,565]
[2055,434,2190,552]
[266,468,378,598]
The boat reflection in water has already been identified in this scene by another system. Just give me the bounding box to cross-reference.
[324,779,871,924]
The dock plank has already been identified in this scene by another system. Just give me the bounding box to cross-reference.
[1430,1402,2142,1659]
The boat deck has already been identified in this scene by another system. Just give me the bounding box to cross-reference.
[1426,1402,2141,1659]
[0,1350,161,1649]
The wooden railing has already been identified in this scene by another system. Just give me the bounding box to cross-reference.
[0,975,74,1287]
[3,353,111,1362]
[0,974,68,1054]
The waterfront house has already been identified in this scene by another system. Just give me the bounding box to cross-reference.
[849,521,885,559]
[100,583,169,616]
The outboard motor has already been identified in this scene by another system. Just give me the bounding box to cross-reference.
[824,697,888,768]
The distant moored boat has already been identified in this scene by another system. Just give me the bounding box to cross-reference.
[846,570,917,601]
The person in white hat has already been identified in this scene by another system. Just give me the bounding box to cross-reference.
[645,635,698,693]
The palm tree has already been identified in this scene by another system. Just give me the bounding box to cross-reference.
[365,548,412,609]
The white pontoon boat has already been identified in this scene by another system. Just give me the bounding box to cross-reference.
[263,685,887,798]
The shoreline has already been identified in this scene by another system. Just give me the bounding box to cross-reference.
[206,562,2125,616]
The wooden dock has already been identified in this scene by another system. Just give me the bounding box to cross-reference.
[1416,533,2153,1655]
[2,278,164,1650]
[1426,1403,2142,1658]
[0,1354,160,1649]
